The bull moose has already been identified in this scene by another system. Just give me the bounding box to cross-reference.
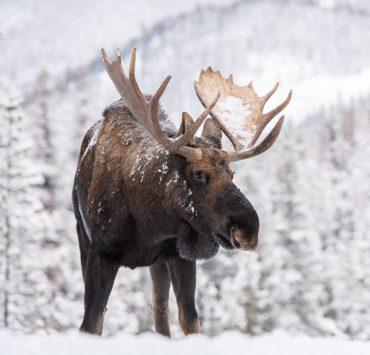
[72,48,292,336]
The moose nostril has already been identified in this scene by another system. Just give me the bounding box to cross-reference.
[230,223,259,250]
[230,226,244,248]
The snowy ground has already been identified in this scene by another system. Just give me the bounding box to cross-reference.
[2,331,370,355]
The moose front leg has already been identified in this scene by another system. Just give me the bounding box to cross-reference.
[80,246,118,335]
[149,259,171,337]
[167,257,200,335]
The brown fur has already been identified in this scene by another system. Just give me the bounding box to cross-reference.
[149,259,171,336]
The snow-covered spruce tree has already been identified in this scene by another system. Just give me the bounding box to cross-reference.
[267,129,329,335]
[31,70,57,211]
[73,68,91,157]
[349,96,370,340]
[290,130,334,335]
[0,84,52,331]
[317,103,351,337]
[29,70,85,332]
[196,251,241,335]
[322,99,370,339]
[230,249,265,335]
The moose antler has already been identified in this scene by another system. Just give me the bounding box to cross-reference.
[101,48,220,162]
[194,67,292,162]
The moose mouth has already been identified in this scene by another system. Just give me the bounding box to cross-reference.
[214,233,235,250]
[214,226,258,251]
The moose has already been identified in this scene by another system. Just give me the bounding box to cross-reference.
[72,48,292,336]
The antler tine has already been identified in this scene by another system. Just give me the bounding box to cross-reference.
[263,89,292,121]
[260,82,279,107]
[128,48,146,103]
[101,48,110,64]
[229,116,285,162]
[147,76,173,147]
[151,76,172,104]
[248,89,292,147]
[101,48,145,119]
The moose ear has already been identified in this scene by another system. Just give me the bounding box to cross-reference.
[176,112,196,145]
[201,118,222,148]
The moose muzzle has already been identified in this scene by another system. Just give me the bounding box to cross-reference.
[216,184,259,251]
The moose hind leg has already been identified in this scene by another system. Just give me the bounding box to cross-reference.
[149,259,171,337]
[167,257,200,335]
[80,246,118,335]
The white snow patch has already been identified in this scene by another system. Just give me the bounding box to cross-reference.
[129,140,170,183]
[157,162,169,184]
[214,96,253,148]
[81,121,102,161]
[166,171,180,187]
[1,330,370,355]
[188,201,196,215]
[76,189,92,241]
[179,180,197,217]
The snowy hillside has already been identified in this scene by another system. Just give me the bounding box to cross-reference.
[2,331,370,355]
[1,0,369,123]
[105,0,370,122]
[0,0,230,85]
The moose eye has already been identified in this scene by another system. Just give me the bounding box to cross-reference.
[220,160,227,169]
[193,170,207,184]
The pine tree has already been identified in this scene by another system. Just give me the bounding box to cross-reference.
[73,68,91,157]
[29,71,84,333]
[0,83,47,331]
[264,130,329,334]
[350,97,370,339]
[324,99,370,339]
[31,70,57,211]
